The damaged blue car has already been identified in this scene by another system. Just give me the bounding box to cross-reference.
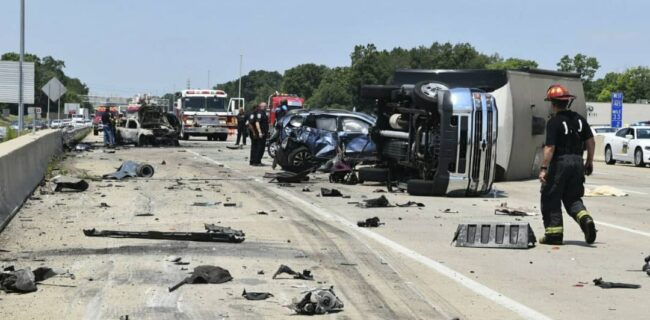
[273,109,377,172]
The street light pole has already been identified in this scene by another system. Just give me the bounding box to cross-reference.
[18,0,25,131]
[238,54,242,99]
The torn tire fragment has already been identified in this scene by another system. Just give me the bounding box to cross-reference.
[102,160,155,180]
[593,278,640,289]
[83,224,245,243]
[272,264,313,280]
[168,266,232,292]
[242,289,273,300]
[290,286,344,315]
[357,217,384,228]
[51,175,89,192]
[321,188,343,197]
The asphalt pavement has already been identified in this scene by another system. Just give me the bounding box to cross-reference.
[0,135,648,320]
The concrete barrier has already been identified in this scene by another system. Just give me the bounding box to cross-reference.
[594,135,604,162]
[0,129,63,231]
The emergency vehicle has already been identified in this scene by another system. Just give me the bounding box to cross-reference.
[92,105,120,135]
[175,89,237,141]
[268,93,304,124]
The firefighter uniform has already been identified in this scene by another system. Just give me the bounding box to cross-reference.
[540,85,597,245]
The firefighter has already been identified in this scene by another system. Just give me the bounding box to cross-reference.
[538,84,597,245]
[254,102,270,165]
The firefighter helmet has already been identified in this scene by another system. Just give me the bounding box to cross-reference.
[545,84,576,101]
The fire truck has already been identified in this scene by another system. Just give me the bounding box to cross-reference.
[92,105,120,135]
[267,93,304,124]
[175,89,237,141]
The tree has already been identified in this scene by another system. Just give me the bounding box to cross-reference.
[308,67,353,109]
[215,70,282,109]
[557,53,600,82]
[486,57,538,70]
[281,64,329,101]
[595,67,650,103]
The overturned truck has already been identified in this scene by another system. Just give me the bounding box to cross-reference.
[360,69,586,196]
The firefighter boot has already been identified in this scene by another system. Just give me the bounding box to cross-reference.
[577,210,597,244]
[539,233,563,245]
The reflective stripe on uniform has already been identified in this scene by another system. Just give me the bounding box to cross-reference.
[576,210,590,222]
[545,226,564,234]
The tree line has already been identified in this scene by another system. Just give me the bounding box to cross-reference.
[0,52,90,116]
[215,42,650,111]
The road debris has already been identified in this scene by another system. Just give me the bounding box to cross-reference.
[302,187,311,192]
[73,143,93,152]
[495,202,538,216]
[242,289,273,300]
[264,169,311,183]
[396,201,425,207]
[83,224,245,243]
[357,217,384,228]
[168,265,233,292]
[593,278,641,289]
[99,202,110,208]
[192,201,221,207]
[642,255,650,276]
[51,175,89,192]
[584,186,628,197]
[357,195,391,208]
[223,203,238,207]
[452,222,537,249]
[0,266,57,293]
[272,265,313,280]
[321,188,343,197]
[102,160,155,180]
[257,211,268,215]
[289,287,344,315]
[441,208,459,213]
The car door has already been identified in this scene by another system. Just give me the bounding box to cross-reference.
[620,128,635,161]
[123,119,139,143]
[611,128,629,160]
[338,116,376,160]
[296,114,338,159]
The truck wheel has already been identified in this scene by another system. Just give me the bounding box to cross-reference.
[136,164,155,178]
[604,146,616,165]
[218,133,228,141]
[207,135,213,141]
[634,148,645,167]
[413,81,449,110]
[137,135,148,147]
[358,167,389,183]
[407,179,436,196]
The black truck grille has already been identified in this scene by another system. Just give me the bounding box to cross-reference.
[471,110,482,180]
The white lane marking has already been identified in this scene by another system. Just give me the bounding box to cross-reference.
[189,149,553,320]
[598,221,650,238]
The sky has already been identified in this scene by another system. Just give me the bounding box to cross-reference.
[1,0,648,97]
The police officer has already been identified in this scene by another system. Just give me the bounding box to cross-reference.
[253,102,270,165]
[274,99,289,124]
[235,107,248,146]
[539,84,597,245]
[247,104,260,166]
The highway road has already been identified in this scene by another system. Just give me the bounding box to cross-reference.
[0,136,649,319]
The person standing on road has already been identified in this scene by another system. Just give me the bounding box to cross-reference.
[247,104,261,166]
[235,107,248,146]
[101,112,114,147]
[108,113,117,146]
[255,102,270,165]
[274,99,289,125]
[538,84,597,245]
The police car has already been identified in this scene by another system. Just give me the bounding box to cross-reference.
[603,126,650,167]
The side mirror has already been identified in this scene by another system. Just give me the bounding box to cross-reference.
[625,134,633,140]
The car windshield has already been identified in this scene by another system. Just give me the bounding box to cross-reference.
[182,96,226,112]
[637,129,650,139]
[595,128,616,133]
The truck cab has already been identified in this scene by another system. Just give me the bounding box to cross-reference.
[175,89,237,141]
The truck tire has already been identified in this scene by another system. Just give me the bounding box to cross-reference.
[413,81,448,110]
[407,179,436,196]
[218,133,228,141]
[136,164,155,178]
[360,85,399,100]
[358,167,389,183]
[604,145,616,165]
[137,135,148,147]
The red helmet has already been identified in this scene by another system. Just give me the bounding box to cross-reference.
[545,84,576,101]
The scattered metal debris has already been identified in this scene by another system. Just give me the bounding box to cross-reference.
[99,202,110,208]
[257,211,268,215]
[83,224,245,243]
[168,265,233,292]
[134,213,154,217]
[593,278,640,289]
[357,217,384,228]
[264,169,311,183]
[452,223,537,249]
[302,187,311,192]
[321,188,343,197]
[495,202,538,216]
[441,208,459,213]
[0,267,57,293]
[272,265,313,280]
[192,201,221,207]
[642,255,650,276]
[356,195,391,208]
[289,287,344,315]
[74,143,93,152]
[242,289,273,300]
[226,145,244,150]
[396,201,425,207]
[223,203,237,207]
[51,175,89,192]
[102,160,155,180]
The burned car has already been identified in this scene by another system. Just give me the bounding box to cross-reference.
[116,105,180,146]
[359,71,498,196]
[274,109,377,172]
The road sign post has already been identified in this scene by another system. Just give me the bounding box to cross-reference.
[611,92,623,128]
[41,77,67,123]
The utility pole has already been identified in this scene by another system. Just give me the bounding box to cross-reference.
[18,0,25,131]
[238,54,243,99]
[207,70,210,89]
[186,78,190,90]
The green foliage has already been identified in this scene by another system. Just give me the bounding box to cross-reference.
[486,57,539,70]
[1,52,89,115]
[592,67,650,102]
[215,70,282,109]
[2,127,20,142]
[308,67,353,109]
[557,53,600,82]
[281,64,329,100]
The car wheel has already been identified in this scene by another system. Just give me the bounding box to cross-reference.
[605,146,616,165]
[267,142,278,158]
[287,147,313,171]
[634,148,645,167]
[207,135,213,141]
[173,139,180,147]
[407,179,437,196]
[182,132,189,140]
[358,167,390,183]
[137,135,148,147]
[218,133,228,141]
